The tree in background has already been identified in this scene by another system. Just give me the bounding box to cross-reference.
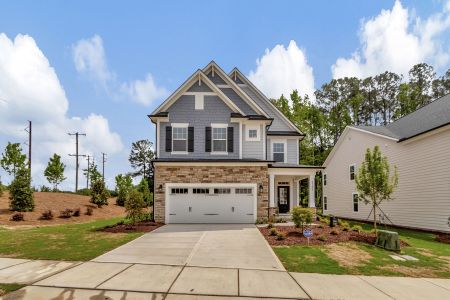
[0,176,4,197]
[44,154,66,191]
[355,146,398,232]
[129,139,155,182]
[125,189,146,225]
[90,179,109,208]
[115,174,133,206]
[1,142,27,179]
[137,178,152,207]
[9,167,34,211]
[83,161,102,188]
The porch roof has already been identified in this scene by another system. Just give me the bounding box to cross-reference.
[268,163,324,169]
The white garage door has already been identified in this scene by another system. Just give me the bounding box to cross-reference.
[166,184,256,223]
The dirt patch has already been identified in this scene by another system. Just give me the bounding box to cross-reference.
[325,243,372,268]
[380,264,439,278]
[0,191,127,226]
[436,233,450,244]
[0,289,5,297]
[101,221,164,233]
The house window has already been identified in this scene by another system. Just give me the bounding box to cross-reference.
[212,127,227,152]
[171,188,188,194]
[353,193,359,212]
[246,126,260,141]
[249,129,257,138]
[273,142,285,162]
[235,188,252,194]
[214,188,231,194]
[172,127,188,152]
[349,165,355,180]
[323,196,328,210]
[193,188,209,194]
[323,174,327,186]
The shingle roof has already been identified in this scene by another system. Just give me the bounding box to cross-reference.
[354,93,450,141]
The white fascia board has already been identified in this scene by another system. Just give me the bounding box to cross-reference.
[154,161,270,167]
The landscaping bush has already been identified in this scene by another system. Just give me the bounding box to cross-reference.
[140,212,153,222]
[275,217,287,223]
[318,234,327,242]
[90,180,109,208]
[342,226,349,232]
[108,189,118,197]
[85,207,93,216]
[255,218,268,224]
[137,178,152,207]
[40,185,51,192]
[59,208,73,218]
[40,210,54,220]
[276,232,285,240]
[330,229,339,235]
[125,189,146,225]
[351,225,363,232]
[318,224,324,229]
[73,208,81,217]
[76,188,91,196]
[267,222,274,229]
[9,168,34,212]
[291,207,314,230]
[269,228,278,236]
[10,212,24,221]
[340,221,350,228]
[115,174,133,206]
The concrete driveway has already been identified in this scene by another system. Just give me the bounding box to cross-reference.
[93,224,284,271]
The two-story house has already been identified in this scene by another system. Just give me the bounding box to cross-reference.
[149,61,321,224]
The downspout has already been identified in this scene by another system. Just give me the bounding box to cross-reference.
[265,124,271,221]
[152,119,157,222]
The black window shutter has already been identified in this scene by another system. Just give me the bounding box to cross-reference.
[205,127,211,152]
[165,126,172,152]
[188,127,194,152]
[227,127,234,152]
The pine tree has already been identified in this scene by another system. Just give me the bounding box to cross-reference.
[9,168,34,211]
[90,179,109,208]
[44,154,66,191]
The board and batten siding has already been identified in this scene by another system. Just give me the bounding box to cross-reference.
[324,127,450,233]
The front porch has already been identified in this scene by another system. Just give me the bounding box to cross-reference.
[268,164,322,219]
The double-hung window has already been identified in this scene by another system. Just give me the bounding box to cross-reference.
[212,127,227,152]
[349,165,355,180]
[352,193,359,212]
[172,126,188,152]
[273,142,285,162]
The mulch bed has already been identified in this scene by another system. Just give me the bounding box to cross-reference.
[102,221,164,233]
[259,224,409,247]
[436,233,450,244]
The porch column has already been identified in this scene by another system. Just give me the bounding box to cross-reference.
[296,179,301,206]
[308,174,315,208]
[269,174,275,208]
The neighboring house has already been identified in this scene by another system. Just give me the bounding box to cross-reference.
[149,61,321,224]
[323,94,450,233]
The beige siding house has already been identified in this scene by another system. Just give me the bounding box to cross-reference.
[323,95,450,233]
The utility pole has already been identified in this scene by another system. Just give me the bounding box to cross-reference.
[24,121,32,177]
[101,152,107,182]
[68,132,86,192]
[86,155,91,189]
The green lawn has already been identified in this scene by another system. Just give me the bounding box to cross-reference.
[0,283,25,295]
[274,221,450,277]
[0,218,144,261]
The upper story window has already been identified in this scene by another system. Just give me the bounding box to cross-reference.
[212,127,227,152]
[273,142,285,162]
[349,164,356,180]
[249,129,257,138]
[353,193,359,212]
[323,174,327,186]
[246,125,260,141]
[173,126,188,152]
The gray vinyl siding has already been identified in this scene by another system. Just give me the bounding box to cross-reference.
[186,80,212,92]
[206,71,226,84]
[266,138,298,164]
[159,95,239,159]
[240,85,293,132]
[232,76,244,84]
[324,127,450,233]
[242,124,264,160]
[220,88,256,115]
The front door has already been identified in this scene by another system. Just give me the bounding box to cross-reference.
[277,186,290,214]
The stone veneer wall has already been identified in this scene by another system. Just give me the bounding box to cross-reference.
[154,165,270,223]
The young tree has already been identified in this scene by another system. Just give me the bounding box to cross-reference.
[9,167,34,211]
[355,146,398,231]
[137,178,152,207]
[125,189,146,225]
[90,179,109,207]
[115,174,133,206]
[129,140,155,180]
[1,142,27,178]
[0,176,4,197]
[44,154,66,191]
[84,161,102,188]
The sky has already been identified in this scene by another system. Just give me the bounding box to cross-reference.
[1,0,450,190]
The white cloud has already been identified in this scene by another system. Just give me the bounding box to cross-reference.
[0,33,123,189]
[332,0,450,79]
[72,35,167,106]
[248,40,315,99]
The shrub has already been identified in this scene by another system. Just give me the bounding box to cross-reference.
[269,228,278,236]
[125,189,146,225]
[339,221,349,228]
[255,218,268,225]
[108,189,118,197]
[40,210,54,220]
[11,212,24,221]
[318,234,327,242]
[73,208,81,217]
[276,232,285,240]
[342,226,349,232]
[351,225,363,232]
[59,208,73,218]
[275,218,287,223]
[137,178,152,207]
[40,185,51,192]
[318,224,324,229]
[115,174,133,206]
[76,188,91,196]
[90,180,109,208]
[267,222,274,229]
[291,207,314,230]
[140,212,153,222]
[330,229,339,235]
[86,207,93,216]
[9,168,34,212]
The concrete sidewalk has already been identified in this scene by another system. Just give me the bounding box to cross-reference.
[1,258,450,300]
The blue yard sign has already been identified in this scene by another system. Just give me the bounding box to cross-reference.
[303,228,313,246]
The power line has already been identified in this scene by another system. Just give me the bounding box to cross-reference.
[68,132,86,192]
